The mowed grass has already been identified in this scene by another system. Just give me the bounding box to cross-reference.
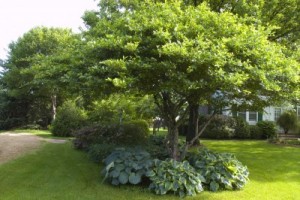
[0,139,299,200]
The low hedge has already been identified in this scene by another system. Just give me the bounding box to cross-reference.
[73,120,149,150]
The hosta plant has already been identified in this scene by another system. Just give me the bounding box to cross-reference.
[146,159,204,197]
[188,148,249,192]
[102,148,153,185]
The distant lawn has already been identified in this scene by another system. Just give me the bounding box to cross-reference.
[11,129,71,139]
[0,140,299,199]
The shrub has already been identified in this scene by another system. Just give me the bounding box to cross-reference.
[73,120,149,150]
[102,148,153,185]
[73,124,119,150]
[276,111,298,134]
[51,101,87,137]
[118,120,149,145]
[234,117,250,139]
[145,135,169,160]
[199,115,236,139]
[88,143,118,163]
[147,159,204,197]
[256,121,277,139]
[187,148,249,192]
[249,125,263,139]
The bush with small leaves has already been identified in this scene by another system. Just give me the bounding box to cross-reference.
[146,159,204,197]
[118,120,149,145]
[234,117,250,139]
[276,111,298,134]
[73,124,119,150]
[51,101,87,137]
[249,125,263,139]
[102,148,153,185]
[256,121,277,139]
[187,148,249,192]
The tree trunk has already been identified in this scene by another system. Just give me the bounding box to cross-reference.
[167,120,179,160]
[186,103,200,146]
[51,95,57,121]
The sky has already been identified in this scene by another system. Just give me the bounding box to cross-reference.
[0,0,99,60]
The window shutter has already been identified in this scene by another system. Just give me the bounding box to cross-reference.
[258,112,263,122]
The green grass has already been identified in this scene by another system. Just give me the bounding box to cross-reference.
[10,129,71,139]
[0,140,299,199]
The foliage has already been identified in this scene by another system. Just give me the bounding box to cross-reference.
[51,101,87,137]
[200,115,236,139]
[83,0,299,159]
[145,135,169,160]
[102,148,153,186]
[88,94,157,124]
[256,121,277,139]
[276,111,299,134]
[249,125,264,139]
[146,159,204,197]
[188,148,249,192]
[119,120,149,145]
[234,117,251,139]
[73,124,119,150]
[73,120,149,150]
[1,27,78,128]
[87,143,118,163]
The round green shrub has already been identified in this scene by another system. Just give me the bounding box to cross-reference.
[117,120,149,145]
[256,121,277,139]
[187,148,249,192]
[51,101,87,137]
[147,159,204,197]
[276,111,298,134]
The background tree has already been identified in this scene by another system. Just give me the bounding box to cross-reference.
[277,111,299,134]
[1,27,78,128]
[83,1,299,159]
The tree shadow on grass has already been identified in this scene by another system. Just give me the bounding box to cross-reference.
[202,140,300,184]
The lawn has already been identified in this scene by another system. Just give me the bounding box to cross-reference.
[0,138,299,200]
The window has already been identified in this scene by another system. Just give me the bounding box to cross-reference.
[238,111,246,121]
[249,112,258,121]
[274,107,282,121]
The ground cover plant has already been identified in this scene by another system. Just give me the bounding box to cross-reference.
[0,135,299,200]
[187,148,249,191]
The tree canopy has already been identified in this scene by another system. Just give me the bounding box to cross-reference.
[81,0,299,159]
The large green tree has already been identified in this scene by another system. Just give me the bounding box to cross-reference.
[83,1,299,160]
[1,27,78,128]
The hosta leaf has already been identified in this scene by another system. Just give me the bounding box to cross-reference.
[118,172,129,184]
[111,169,120,178]
[146,170,155,177]
[210,181,219,192]
[115,164,125,172]
[128,172,141,185]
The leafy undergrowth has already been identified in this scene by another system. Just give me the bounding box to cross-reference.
[0,140,299,199]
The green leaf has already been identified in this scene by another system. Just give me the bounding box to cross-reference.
[210,181,220,192]
[128,172,141,185]
[118,172,129,184]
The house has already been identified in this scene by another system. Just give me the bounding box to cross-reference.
[221,106,300,130]
[200,105,300,126]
